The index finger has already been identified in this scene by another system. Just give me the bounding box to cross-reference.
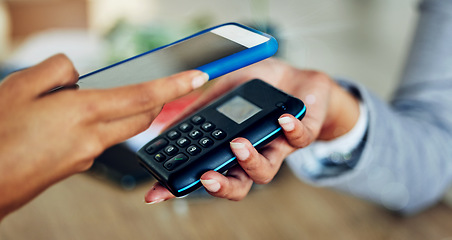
[83,70,209,121]
[229,137,290,185]
[278,114,316,148]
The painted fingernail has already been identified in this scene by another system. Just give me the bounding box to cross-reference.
[278,116,295,132]
[230,142,250,161]
[201,179,221,192]
[145,198,164,205]
[192,72,209,89]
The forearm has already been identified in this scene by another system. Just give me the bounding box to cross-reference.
[288,81,452,214]
[288,0,452,214]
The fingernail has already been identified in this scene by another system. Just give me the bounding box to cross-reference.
[192,72,209,89]
[278,117,295,132]
[201,179,221,192]
[230,142,249,161]
[145,198,164,205]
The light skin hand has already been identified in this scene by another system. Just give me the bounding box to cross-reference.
[144,58,360,203]
[0,54,208,220]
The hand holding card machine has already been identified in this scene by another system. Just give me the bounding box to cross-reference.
[77,23,278,89]
[137,79,306,197]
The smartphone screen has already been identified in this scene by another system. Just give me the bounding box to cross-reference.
[78,24,271,89]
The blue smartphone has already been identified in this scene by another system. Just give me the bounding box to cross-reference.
[77,22,278,89]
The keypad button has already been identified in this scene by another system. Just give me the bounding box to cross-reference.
[191,115,205,125]
[154,153,166,162]
[145,138,168,154]
[186,145,201,156]
[164,145,178,156]
[201,122,215,132]
[167,130,181,140]
[199,137,213,148]
[212,129,226,140]
[164,153,188,171]
[188,129,203,140]
[178,123,193,132]
[176,137,190,147]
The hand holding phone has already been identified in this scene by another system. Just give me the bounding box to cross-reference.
[79,22,278,189]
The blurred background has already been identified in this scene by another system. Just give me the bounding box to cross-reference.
[0,0,417,98]
[2,0,452,239]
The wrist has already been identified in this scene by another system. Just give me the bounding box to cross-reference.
[319,80,360,140]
